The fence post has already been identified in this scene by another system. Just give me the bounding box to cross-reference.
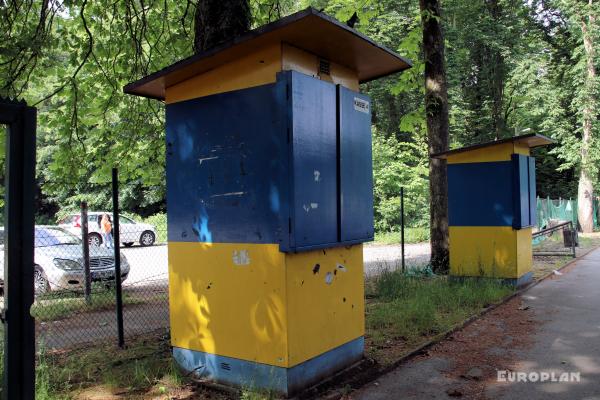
[81,201,91,304]
[570,221,576,258]
[1,98,36,400]
[400,187,405,273]
[112,168,124,347]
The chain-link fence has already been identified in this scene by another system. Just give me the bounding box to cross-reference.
[28,180,169,352]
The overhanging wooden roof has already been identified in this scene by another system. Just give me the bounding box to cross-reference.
[123,7,412,100]
[431,134,555,159]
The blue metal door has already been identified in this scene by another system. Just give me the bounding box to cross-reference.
[339,86,374,242]
[288,71,338,249]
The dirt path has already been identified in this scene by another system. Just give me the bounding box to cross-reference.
[352,247,600,400]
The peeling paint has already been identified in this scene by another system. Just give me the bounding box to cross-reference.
[198,156,219,165]
[314,170,321,182]
[232,250,251,266]
[336,264,347,272]
[303,202,319,212]
[325,272,333,285]
[211,192,246,198]
[312,264,320,274]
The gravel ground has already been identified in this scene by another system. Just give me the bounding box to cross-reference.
[363,242,431,276]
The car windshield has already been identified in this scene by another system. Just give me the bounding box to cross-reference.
[35,227,81,247]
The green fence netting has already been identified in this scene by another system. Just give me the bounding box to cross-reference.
[536,197,600,231]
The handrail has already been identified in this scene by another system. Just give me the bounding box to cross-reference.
[532,220,572,237]
[532,220,576,258]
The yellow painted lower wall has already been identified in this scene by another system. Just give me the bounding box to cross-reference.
[285,245,364,367]
[516,227,533,277]
[168,242,289,367]
[168,242,364,368]
[449,226,531,279]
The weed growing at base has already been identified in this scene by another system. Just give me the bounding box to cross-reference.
[365,267,514,351]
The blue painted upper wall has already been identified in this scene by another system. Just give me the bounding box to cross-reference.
[166,79,289,245]
[448,161,515,226]
[448,157,537,228]
[166,71,375,251]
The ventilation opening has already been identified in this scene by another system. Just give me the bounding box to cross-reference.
[319,59,331,76]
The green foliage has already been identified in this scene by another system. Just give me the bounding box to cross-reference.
[1,0,597,232]
[374,227,430,245]
[141,212,167,242]
[372,129,429,231]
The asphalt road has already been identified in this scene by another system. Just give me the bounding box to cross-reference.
[120,242,431,288]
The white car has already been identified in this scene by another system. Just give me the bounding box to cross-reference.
[0,226,130,295]
[59,212,157,247]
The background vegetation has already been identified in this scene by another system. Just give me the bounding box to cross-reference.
[1,0,598,234]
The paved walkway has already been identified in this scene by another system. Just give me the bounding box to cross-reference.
[353,247,600,400]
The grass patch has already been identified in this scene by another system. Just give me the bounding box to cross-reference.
[31,288,143,322]
[33,331,206,399]
[374,227,430,245]
[365,268,514,363]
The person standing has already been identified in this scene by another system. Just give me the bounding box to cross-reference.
[101,213,114,248]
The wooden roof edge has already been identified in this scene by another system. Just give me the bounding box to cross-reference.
[431,133,556,159]
[123,7,413,98]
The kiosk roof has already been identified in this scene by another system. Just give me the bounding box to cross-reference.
[123,7,412,100]
[431,134,555,159]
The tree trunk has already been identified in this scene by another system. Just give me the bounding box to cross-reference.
[420,0,450,273]
[486,0,505,140]
[577,0,596,233]
[194,0,251,53]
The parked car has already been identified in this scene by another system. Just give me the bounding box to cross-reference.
[0,226,130,295]
[58,212,156,247]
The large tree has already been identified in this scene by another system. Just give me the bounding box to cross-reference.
[419,0,449,272]
[193,0,251,53]
[577,0,597,233]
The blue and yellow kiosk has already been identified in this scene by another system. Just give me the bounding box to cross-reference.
[433,134,554,287]
[124,8,411,396]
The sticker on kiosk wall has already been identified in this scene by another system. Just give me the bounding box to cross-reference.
[353,97,370,114]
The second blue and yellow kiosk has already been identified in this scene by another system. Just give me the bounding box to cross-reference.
[124,8,411,396]
[433,134,554,287]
